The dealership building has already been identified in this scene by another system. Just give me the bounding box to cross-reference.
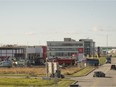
[0,45,47,65]
[47,38,95,59]
[0,38,95,66]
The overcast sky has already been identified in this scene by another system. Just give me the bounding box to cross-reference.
[0,0,116,46]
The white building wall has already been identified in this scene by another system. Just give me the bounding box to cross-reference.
[26,47,36,53]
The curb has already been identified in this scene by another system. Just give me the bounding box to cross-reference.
[66,66,97,78]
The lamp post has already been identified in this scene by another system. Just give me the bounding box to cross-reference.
[106,34,108,57]
[46,57,48,77]
[46,48,49,77]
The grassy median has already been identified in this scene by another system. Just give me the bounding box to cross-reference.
[72,66,95,77]
[98,57,106,65]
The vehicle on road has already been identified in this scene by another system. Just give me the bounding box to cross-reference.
[70,84,80,87]
[106,59,111,63]
[93,71,105,77]
[106,55,112,64]
[110,64,116,70]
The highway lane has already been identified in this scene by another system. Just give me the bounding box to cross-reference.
[71,58,116,87]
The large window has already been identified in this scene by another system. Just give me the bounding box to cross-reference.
[50,52,78,57]
[0,48,25,60]
[48,42,83,47]
[49,48,78,51]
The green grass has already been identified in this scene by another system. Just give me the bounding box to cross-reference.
[0,73,46,77]
[0,78,54,86]
[72,66,95,77]
[0,78,74,87]
[98,57,106,65]
[0,74,26,76]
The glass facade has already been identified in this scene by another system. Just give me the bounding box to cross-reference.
[49,48,78,51]
[0,48,25,60]
[48,42,83,47]
[47,41,84,58]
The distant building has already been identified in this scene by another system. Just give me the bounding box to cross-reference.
[0,46,25,60]
[25,46,47,65]
[0,45,47,66]
[47,38,84,59]
[98,46,116,56]
[79,39,95,57]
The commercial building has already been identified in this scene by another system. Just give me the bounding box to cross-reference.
[0,45,47,66]
[0,38,96,66]
[47,38,95,59]
[25,46,47,65]
[47,38,84,59]
[0,45,25,61]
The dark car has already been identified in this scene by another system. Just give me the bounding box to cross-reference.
[93,71,105,77]
[70,84,80,87]
[106,59,111,63]
[111,65,116,70]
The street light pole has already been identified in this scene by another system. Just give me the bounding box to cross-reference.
[46,48,49,77]
[106,34,108,57]
[46,57,48,77]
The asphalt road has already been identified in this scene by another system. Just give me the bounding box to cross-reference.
[71,57,116,87]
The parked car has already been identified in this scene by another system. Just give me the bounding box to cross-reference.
[111,65,116,70]
[93,71,105,77]
[0,60,12,68]
[17,59,25,67]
